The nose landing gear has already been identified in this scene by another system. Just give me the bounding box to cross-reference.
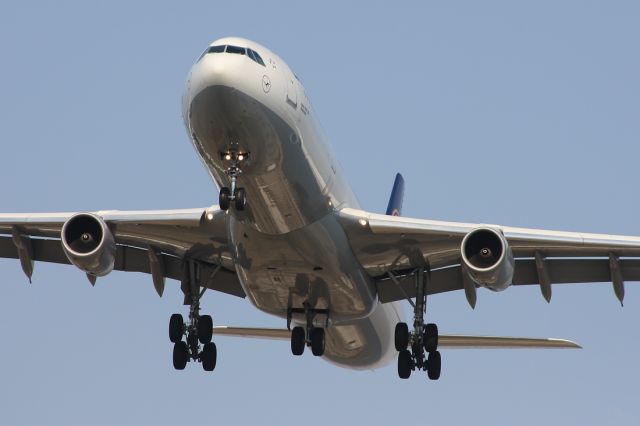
[393,267,441,380]
[219,150,249,211]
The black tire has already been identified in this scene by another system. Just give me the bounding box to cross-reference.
[310,327,325,357]
[427,350,441,380]
[169,313,184,343]
[201,342,217,372]
[173,341,189,370]
[291,326,305,356]
[235,188,246,211]
[423,323,438,353]
[394,322,409,352]
[198,315,213,344]
[397,349,412,379]
[219,187,231,211]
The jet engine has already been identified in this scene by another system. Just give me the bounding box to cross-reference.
[460,227,514,291]
[61,213,116,276]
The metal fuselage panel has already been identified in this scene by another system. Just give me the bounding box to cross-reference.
[184,37,401,369]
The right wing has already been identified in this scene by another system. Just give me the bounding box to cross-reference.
[0,207,244,298]
[337,208,640,305]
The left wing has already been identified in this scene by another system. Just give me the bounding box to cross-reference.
[0,207,244,298]
[337,208,640,304]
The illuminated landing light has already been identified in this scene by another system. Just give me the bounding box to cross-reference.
[225,154,231,161]
[358,218,368,227]
[207,212,214,220]
[238,154,244,161]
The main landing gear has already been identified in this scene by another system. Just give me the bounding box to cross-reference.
[288,303,329,357]
[169,261,218,372]
[219,150,248,211]
[394,267,441,380]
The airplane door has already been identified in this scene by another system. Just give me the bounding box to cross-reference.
[286,74,298,107]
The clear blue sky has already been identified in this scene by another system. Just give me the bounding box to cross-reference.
[1,1,639,425]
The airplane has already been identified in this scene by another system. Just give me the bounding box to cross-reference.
[1,36,637,380]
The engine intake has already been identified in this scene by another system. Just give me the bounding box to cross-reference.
[461,227,514,291]
[61,213,116,276]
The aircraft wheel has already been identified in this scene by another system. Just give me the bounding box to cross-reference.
[169,313,184,343]
[173,341,189,370]
[201,342,217,372]
[234,188,246,211]
[423,323,438,353]
[394,322,409,351]
[427,350,441,380]
[310,327,325,356]
[198,315,213,344]
[398,349,412,379]
[219,187,231,211]
[291,326,305,356]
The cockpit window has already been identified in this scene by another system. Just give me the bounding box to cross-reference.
[225,45,246,55]
[247,48,265,66]
[197,45,224,62]
[197,44,265,67]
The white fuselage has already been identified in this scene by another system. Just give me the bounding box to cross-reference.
[183,37,402,369]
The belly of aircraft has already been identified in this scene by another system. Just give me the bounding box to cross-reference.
[228,213,400,369]
[228,213,377,321]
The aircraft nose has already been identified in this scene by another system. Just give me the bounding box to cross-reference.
[189,52,255,97]
[189,56,228,92]
[182,47,269,125]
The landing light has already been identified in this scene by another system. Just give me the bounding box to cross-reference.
[358,218,368,227]
[238,154,244,161]
[225,154,231,161]
[207,213,214,220]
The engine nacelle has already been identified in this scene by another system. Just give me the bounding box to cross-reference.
[461,227,514,291]
[61,213,116,276]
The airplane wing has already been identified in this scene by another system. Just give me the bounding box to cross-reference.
[0,207,244,298]
[337,208,640,306]
[213,326,581,349]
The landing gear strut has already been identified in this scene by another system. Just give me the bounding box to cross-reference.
[394,267,441,380]
[288,302,329,357]
[169,261,218,371]
[219,150,249,211]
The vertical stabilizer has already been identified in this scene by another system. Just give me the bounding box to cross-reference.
[385,173,405,216]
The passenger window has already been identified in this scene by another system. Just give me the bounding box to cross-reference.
[208,45,225,53]
[226,45,246,55]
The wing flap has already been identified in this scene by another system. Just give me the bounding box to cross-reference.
[375,258,640,304]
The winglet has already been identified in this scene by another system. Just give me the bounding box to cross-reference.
[385,173,405,216]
